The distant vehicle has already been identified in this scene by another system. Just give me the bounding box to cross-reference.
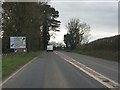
[47,45,53,52]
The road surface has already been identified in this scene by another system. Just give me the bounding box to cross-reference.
[2,51,119,88]
[60,51,119,83]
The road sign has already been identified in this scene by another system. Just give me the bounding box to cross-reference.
[10,36,26,49]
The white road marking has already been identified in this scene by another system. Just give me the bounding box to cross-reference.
[1,57,38,88]
[54,51,119,89]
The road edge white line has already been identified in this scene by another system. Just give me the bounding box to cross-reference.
[54,51,119,89]
[1,56,38,88]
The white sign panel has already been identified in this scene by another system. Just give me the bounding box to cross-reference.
[10,36,26,49]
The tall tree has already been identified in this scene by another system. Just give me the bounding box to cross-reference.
[0,2,2,37]
[64,18,90,49]
[2,2,60,53]
[41,5,60,50]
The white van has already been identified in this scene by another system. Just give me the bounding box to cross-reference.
[47,45,53,52]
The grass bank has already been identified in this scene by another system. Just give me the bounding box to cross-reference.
[67,49,119,62]
[2,51,42,80]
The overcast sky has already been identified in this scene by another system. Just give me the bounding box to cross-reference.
[0,0,118,43]
[49,0,118,43]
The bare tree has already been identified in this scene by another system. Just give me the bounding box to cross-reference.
[64,18,90,49]
[79,23,90,44]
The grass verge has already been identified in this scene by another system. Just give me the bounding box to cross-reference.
[67,49,119,62]
[2,51,42,80]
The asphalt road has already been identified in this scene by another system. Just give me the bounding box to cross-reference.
[2,51,118,88]
[60,51,119,83]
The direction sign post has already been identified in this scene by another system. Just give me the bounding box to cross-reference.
[10,36,26,53]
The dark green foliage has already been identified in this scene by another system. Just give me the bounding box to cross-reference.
[41,5,60,49]
[73,35,119,62]
[2,2,60,53]
[70,35,119,62]
[84,35,119,51]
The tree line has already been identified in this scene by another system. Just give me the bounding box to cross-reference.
[2,2,60,53]
[81,35,119,51]
[63,18,119,52]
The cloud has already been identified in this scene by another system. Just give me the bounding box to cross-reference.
[50,1,118,42]
[51,2,118,27]
[50,28,67,42]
